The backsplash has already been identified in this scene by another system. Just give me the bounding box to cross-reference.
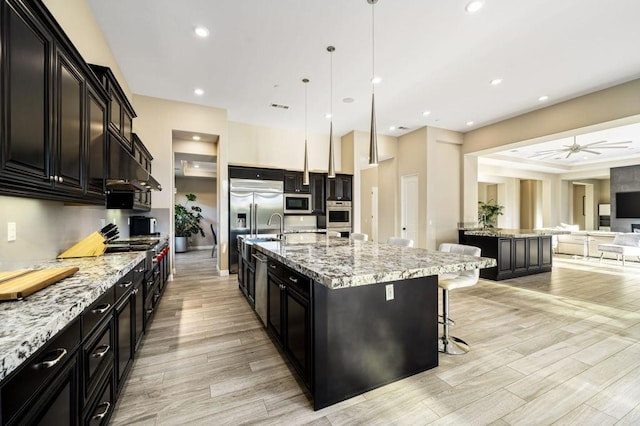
[0,195,167,270]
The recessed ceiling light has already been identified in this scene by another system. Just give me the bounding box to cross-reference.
[194,26,209,38]
[194,88,204,95]
[422,111,431,117]
[325,113,332,119]
[490,78,503,86]
[466,121,474,126]
[538,95,549,102]
[554,157,561,160]
[582,156,589,160]
[192,135,201,141]
[389,126,396,131]
[342,97,355,103]
[510,149,518,152]
[194,164,200,168]
[465,1,484,13]
[371,76,382,85]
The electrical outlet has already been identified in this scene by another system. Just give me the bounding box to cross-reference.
[7,222,16,241]
[385,284,394,301]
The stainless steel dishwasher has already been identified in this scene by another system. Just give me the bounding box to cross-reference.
[252,252,268,326]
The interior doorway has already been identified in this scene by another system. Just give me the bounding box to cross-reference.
[371,187,378,242]
[401,174,419,244]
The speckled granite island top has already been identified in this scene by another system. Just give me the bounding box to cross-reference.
[254,238,496,289]
[0,252,145,382]
[463,228,568,238]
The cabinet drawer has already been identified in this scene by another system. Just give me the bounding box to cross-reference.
[284,268,310,299]
[267,259,283,279]
[1,318,80,422]
[83,366,114,425]
[83,288,114,338]
[133,261,146,285]
[114,270,134,303]
[82,321,113,402]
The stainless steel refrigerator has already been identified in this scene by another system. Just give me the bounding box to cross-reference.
[229,178,284,273]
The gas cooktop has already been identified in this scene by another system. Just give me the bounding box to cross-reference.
[104,238,160,253]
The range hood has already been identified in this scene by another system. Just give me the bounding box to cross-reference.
[106,140,162,192]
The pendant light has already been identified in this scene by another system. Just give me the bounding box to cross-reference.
[327,46,336,178]
[368,0,379,166]
[302,78,310,185]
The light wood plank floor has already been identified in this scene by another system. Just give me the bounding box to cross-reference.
[110,251,640,425]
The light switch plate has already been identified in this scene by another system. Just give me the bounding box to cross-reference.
[7,222,16,241]
[385,284,394,301]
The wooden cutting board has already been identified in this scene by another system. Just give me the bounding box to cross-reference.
[0,267,79,301]
[58,232,106,258]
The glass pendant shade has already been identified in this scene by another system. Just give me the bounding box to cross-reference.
[369,93,378,165]
[368,0,379,166]
[302,78,310,185]
[327,46,336,178]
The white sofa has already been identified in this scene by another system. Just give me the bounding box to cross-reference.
[597,233,640,266]
[556,230,628,260]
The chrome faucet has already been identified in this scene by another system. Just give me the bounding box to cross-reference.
[267,212,284,239]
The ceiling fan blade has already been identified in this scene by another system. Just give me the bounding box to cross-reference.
[589,145,631,149]
[581,149,601,155]
[565,151,573,159]
[583,140,632,148]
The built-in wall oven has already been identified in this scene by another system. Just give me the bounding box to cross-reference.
[327,200,351,231]
[284,193,312,214]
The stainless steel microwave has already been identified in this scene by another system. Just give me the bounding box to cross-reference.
[284,193,312,214]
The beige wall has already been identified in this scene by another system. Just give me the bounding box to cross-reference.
[228,121,339,173]
[132,95,229,272]
[398,128,427,247]
[42,0,132,100]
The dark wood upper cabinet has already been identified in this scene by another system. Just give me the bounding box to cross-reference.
[55,46,84,194]
[86,85,107,197]
[284,171,309,194]
[327,174,352,201]
[310,172,326,214]
[0,0,109,203]
[1,0,53,187]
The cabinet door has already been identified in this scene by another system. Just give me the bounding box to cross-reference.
[267,275,283,342]
[247,265,256,304]
[109,90,122,137]
[86,86,107,196]
[541,236,553,267]
[310,173,326,214]
[498,239,513,273]
[133,282,145,351]
[285,287,310,384]
[1,0,52,186]
[23,353,79,426]
[527,237,540,270]
[116,298,132,392]
[55,48,84,193]
[513,238,527,273]
[339,175,352,201]
[122,112,133,146]
[284,172,299,193]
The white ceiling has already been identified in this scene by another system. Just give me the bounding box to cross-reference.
[86,0,640,171]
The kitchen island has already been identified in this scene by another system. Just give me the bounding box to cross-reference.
[459,228,561,280]
[252,237,495,410]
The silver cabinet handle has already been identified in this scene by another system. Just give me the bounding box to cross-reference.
[58,176,63,183]
[288,276,298,283]
[92,344,110,358]
[119,281,133,288]
[35,348,67,369]
[92,303,111,314]
[133,288,139,295]
[269,264,277,269]
[48,175,54,182]
[146,308,154,316]
[92,402,111,421]
[135,267,145,273]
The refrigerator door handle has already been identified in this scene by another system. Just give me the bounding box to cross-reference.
[249,203,254,237]
[254,203,259,237]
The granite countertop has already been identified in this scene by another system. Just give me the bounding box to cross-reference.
[463,228,570,237]
[0,252,145,382]
[254,238,496,289]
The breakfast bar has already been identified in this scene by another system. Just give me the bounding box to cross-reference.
[252,236,495,409]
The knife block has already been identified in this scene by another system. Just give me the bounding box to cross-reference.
[57,232,107,258]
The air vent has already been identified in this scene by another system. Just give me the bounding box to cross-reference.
[397,126,410,130]
[270,103,290,110]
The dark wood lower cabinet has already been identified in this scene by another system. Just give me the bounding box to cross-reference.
[265,256,437,410]
[463,234,553,280]
[0,259,169,425]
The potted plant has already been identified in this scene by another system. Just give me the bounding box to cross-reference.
[174,193,205,252]
[478,200,504,229]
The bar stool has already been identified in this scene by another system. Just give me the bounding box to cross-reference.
[388,237,414,247]
[437,243,481,355]
[350,232,368,241]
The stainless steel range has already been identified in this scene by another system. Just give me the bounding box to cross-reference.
[105,237,168,272]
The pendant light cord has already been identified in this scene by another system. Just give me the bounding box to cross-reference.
[330,50,333,118]
[304,81,308,140]
[371,2,375,94]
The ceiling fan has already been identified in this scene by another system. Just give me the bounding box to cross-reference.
[529,137,632,160]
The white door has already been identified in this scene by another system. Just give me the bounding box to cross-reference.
[371,187,378,242]
[401,174,419,244]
